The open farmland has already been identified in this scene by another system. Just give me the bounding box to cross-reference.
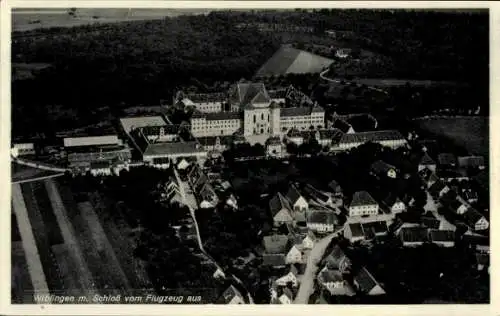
[12,8,212,32]
[415,116,489,157]
[255,46,333,77]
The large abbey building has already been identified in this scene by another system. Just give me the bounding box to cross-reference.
[187,82,325,139]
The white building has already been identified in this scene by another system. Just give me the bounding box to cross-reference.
[337,130,407,151]
[348,191,379,217]
[11,143,35,157]
[190,82,325,140]
[181,92,226,113]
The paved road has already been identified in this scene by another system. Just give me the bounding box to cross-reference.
[294,228,344,304]
[320,69,389,96]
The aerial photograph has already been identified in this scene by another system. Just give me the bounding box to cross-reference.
[10,7,489,305]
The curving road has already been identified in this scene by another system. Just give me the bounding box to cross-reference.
[173,167,255,304]
[294,228,344,304]
[319,69,389,95]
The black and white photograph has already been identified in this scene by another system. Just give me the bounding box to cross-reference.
[5,1,492,311]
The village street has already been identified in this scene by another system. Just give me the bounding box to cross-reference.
[294,228,344,304]
[424,192,456,230]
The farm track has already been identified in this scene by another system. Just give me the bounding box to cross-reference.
[44,179,99,298]
[19,182,63,297]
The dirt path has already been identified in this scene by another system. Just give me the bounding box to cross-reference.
[11,184,49,303]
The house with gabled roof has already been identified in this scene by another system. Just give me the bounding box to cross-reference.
[302,231,317,250]
[269,193,294,226]
[286,244,305,265]
[399,226,428,247]
[344,223,365,243]
[475,253,489,272]
[270,282,294,304]
[317,266,355,296]
[371,160,397,179]
[323,245,352,273]
[418,153,437,172]
[447,198,469,215]
[428,180,450,200]
[328,180,343,198]
[303,184,334,206]
[353,267,386,296]
[348,191,379,217]
[263,234,290,268]
[286,184,309,213]
[218,285,245,304]
[383,194,406,214]
[306,208,338,233]
[428,229,455,248]
[463,208,489,231]
[275,265,300,288]
[362,221,389,240]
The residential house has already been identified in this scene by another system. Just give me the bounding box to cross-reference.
[370,160,397,179]
[269,193,294,226]
[177,158,190,170]
[437,153,457,169]
[213,267,226,279]
[275,265,300,288]
[286,128,304,146]
[399,226,428,247]
[218,285,245,304]
[270,284,294,304]
[362,221,389,240]
[198,182,219,208]
[348,191,379,217]
[418,153,437,172]
[335,48,351,59]
[447,199,469,215]
[353,267,386,295]
[266,136,283,157]
[317,266,355,296]
[344,223,365,243]
[306,209,338,233]
[458,156,486,170]
[323,245,352,273]
[463,233,489,253]
[421,214,442,230]
[226,194,238,210]
[89,160,112,176]
[263,234,290,268]
[475,253,489,272]
[303,184,334,207]
[328,180,343,198]
[302,231,317,250]
[330,117,355,134]
[429,180,450,200]
[428,229,455,248]
[426,172,440,189]
[286,244,305,265]
[463,208,489,231]
[286,184,309,213]
[383,195,406,214]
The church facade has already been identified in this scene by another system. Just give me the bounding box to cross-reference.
[190,82,325,138]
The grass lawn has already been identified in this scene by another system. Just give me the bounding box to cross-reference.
[416,116,489,157]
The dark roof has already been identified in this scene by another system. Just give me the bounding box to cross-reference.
[205,112,242,121]
[285,184,302,205]
[287,128,302,137]
[185,92,226,103]
[318,269,343,283]
[419,153,436,166]
[143,141,206,157]
[324,245,347,269]
[339,130,405,145]
[421,217,441,229]
[137,124,179,136]
[319,129,344,141]
[354,267,381,294]
[303,184,331,203]
[463,233,489,247]
[399,227,428,243]
[307,210,338,225]
[263,254,287,266]
[457,156,485,168]
[447,199,466,213]
[348,223,364,237]
[362,221,388,236]
[463,208,486,228]
[429,230,455,242]
[268,89,288,100]
[280,107,312,117]
[383,194,403,208]
[350,191,378,207]
[90,160,111,169]
[331,119,352,134]
[219,285,243,304]
[429,180,447,195]
[311,105,325,113]
[266,136,282,146]
[476,253,489,266]
[263,234,290,253]
[474,170,489,191]
[437,153,457,166]
[197,136,233,147]
[230,82,270,106]
[371,160,396,175]
[269,193,292,217]
[328,180,342,193]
